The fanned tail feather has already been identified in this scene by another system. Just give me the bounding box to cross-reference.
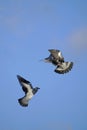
[18,97,28,107]
[55,62,73,74]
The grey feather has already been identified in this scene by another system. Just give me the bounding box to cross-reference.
[17,75,40,107]
[44,49,74,74]
[55,62,73,74]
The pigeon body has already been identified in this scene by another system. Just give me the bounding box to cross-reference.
[17,75,40,107]
[44,49,73,74]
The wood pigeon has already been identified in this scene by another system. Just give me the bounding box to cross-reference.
[17,75,40,107]
[44,49,73,74]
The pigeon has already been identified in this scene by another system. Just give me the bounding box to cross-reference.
[44,49,73,74]
[17,75,40,107]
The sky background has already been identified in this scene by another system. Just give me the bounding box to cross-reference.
[0,0,87,130]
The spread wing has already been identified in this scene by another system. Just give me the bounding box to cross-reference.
[17,75,33,94]
[48,49,64,62]
[44,54,54,63]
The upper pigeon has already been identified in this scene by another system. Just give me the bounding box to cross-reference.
[17,75,40,107]
[44,49,73,74]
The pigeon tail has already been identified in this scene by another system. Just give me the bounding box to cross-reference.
[55,62,73,74]
[18,97,29,107]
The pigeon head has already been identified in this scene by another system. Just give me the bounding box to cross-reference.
[33,87,40,95]
[35,87,40,91]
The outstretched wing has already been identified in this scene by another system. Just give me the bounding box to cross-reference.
[54,62,73,74]
[44,54,54,63]
[48,49,64,62]
[17,75,33,94]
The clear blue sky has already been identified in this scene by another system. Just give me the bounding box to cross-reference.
[0,0,87,130]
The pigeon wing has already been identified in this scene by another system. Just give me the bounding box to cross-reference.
[48,49,64,62]
[44,54,54,63]
[17,75,33,94]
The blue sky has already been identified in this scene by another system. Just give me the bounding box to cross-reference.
[0,0,87,130]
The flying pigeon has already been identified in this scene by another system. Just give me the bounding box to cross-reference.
[44,49,73,74]
[17,75,40,107]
